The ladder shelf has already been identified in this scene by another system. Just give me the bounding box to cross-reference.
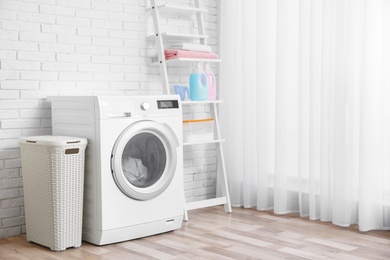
[149,0,231,221]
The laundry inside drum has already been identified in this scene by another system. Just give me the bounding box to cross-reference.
[121,132,167,188]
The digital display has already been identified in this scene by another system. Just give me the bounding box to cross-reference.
[157,100,179,109]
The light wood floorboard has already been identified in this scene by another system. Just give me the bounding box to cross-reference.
[1,206,389,260]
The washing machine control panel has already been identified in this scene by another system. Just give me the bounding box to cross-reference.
[140,102,150,111]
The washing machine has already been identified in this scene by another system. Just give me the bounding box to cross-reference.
[48,95,184,245]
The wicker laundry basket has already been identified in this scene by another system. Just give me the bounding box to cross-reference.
[19,136,87,251]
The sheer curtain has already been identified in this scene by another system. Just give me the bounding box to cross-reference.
[219,0,390,231]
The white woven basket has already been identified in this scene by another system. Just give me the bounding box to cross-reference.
[19,136,87,251]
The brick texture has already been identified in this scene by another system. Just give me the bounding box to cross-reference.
[0,0,219,238]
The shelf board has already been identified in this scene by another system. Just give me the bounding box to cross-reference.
[148,32,208,41]
[182,100,223,105]
[186,197,228,211]
[183,139,225,146]
[166,57,221,64]
[151,57,221,65]
[147,4,207,14]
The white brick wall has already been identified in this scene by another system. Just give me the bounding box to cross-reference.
[0,0,219,238]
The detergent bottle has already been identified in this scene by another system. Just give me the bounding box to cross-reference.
[189,62,208,101]
[204,62,216,100]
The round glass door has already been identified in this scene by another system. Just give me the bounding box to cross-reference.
[111,121,178,200]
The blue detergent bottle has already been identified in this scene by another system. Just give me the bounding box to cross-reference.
[189,62,208,101]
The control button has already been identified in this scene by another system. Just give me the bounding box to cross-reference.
[140,102,149,111]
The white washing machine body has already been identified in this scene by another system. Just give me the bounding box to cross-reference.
[49,95,184,245]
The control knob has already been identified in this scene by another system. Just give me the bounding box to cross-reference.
[140,102,149,111]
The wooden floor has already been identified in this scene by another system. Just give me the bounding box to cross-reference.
[1,206,390,260]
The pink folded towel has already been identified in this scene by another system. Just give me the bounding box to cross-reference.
[164,49,219,60]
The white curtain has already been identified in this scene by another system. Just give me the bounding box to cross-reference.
[219,0,390,231]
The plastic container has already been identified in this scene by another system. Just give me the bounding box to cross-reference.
[183,118,215,142]
[189,62,208,101]
[19,136,88,251]
[204,63,216,100]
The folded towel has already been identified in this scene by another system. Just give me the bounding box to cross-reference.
[165,43,212,53]
[164,49,219,60]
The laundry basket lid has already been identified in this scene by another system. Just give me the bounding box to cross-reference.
[19,136,88,146]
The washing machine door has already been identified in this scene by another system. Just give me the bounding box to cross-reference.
[111,120,179,201]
